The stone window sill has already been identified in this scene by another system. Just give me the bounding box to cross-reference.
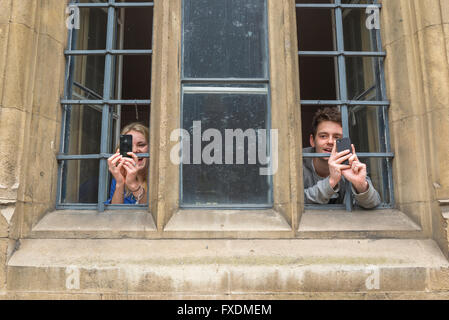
[298,209,422,238]
[30,210,157,239]
[164,209,292,233]
[30,208,422,239]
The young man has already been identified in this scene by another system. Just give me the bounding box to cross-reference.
[303,107,381,209]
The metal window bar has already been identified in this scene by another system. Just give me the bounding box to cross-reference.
[57,0,154,211]
[295,3,381,9]
[61,99,151,105]
[74,2,154,8]
[298,0,394,210]
[65,49,152,55]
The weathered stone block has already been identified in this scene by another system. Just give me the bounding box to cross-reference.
[0,0,12,24]
[10,0,37,30]
[417,27,449,113]
[1,23,37,111]
[0,22,9,102]
[23,115,59,206]
[381,0,409,46]
[442,0,449,23]
[0,107,25,199]
[445,24,449,67]
[20,202,53,238]
[426,109,449,194]
[390,116,430,205]
[0,239,7,293]
[39,0,69,45]
[32,34,64,122]
[384,38,422,123]
[414,0,443,31]
[428,267,449,291]
[0,206,14,238]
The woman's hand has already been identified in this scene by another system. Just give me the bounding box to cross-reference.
[122,152,141,191]
[107,152,126,185]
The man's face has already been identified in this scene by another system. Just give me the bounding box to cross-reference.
[310,121,343,160]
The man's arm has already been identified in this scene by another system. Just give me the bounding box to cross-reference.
[304,177,340,204]
[342,145,381,209]
[352,177,381,209]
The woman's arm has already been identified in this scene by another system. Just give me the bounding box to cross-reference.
[130,182,148,204]
[110,181,125,204]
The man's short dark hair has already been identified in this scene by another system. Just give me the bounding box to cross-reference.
[311,107,342,137]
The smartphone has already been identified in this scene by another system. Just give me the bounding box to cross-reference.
[336,137,352,165]
[120,135,133,158]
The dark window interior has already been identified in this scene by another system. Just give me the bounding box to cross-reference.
[296,0,337,148]
[119,0,153,129]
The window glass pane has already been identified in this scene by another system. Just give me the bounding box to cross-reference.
[299,57,338,101]
[181,88,271,206]
[72,7,108,51]
[296,7,335,52]
[61,160,99,204]
[183,0,267,79]
[296,0,332,4]
[69,55,106,100]
[348,105,387,153]
[119,55,152,100]
[357,157,391,206]
[343,7,380,52]
[64,104,102,155]
[117,6,153,50]
[341,0,375,4]
[345,56,383,101]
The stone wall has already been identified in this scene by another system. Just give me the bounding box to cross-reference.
[0,0,67,293]
[381,0,449,255]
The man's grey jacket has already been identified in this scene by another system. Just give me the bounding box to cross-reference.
[303,147,381,209]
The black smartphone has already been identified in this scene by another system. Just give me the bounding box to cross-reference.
[120,135,133,158]
[336,137,352,165]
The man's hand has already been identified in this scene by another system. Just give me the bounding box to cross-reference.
[341,144,369,193]
[328,144,352,189]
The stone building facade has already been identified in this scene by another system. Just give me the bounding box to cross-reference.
[0,0,449,299]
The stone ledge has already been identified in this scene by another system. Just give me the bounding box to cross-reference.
[6,239,449,294]
[29,209,427,239]
[30,210,157,238]
[4,291,449,300]
[164,209,291,232]
[298,209,421,238]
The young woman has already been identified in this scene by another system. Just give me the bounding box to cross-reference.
[106,122,149,204]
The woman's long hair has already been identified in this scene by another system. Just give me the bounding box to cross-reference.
[119,122,149,197]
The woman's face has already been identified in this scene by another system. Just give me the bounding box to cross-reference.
[126,130,149,169]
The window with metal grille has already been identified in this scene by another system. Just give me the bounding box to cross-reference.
[296,0,394,210]
[57,0,153,211]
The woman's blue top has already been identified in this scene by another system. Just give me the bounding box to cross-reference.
[104,178,137,204]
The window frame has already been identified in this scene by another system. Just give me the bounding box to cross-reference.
[57,0,154,212]
[297,0,395,211]
[179,0,274,209]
